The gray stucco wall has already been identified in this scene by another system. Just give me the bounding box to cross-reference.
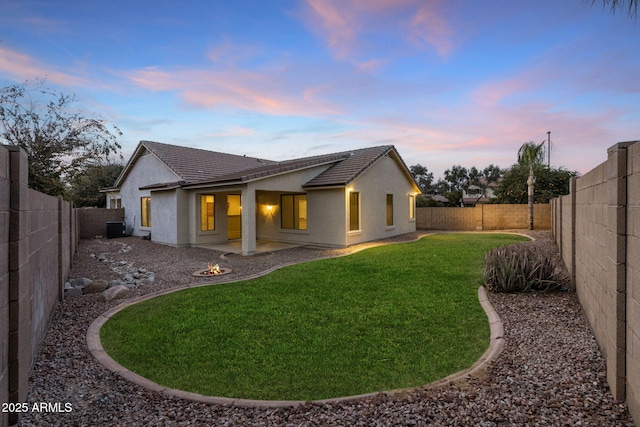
[118,151,180,237]
[346,154,417,246]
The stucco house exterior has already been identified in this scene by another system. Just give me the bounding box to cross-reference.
[105,141,420,255]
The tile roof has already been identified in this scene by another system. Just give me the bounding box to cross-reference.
[116,141,419,191]
[303,145,394,188]
[140,140,276,184]
[185,146,400,188]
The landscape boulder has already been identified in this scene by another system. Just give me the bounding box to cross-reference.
[82,279,109,294]
[70,277,92,288]
[100,285,131,302]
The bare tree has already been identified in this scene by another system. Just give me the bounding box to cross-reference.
[0,79,122,195]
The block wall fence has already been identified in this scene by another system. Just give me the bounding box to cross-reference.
[0,146,126,426]
[76,207,124,239]
[416,203,551,231]
[552,140,640,423]
[0,145,77,426]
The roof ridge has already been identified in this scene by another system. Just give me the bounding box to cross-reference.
[141,140,274,162]
[114,142,403,189]
[139,140,277,183]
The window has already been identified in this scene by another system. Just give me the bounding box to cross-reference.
[467,186,482,196]
[386,194,394,226]
[110,197,121,209]
[141,196,151,227]
[409,195,415,219]
[349,191,360,231]
[200,194,215,231]
[281,194,307,230]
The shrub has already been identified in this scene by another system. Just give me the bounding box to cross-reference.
[483,243,564,293]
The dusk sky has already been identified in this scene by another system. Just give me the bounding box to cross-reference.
[1,0,639,179]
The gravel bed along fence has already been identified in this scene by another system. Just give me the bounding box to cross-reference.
[18,231,634,426]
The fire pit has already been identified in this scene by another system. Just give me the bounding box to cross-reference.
[192,263,232,277]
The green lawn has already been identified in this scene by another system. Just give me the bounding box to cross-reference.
[100,233,528,400]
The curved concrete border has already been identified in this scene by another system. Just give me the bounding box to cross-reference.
[87,232,516,408]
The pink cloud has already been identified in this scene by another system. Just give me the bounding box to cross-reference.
[125,66,339,117]
[297,0,454,64]
[125,67,179,91]
[408,1,454,57]
[342,96,624,177]
[301,0,358,60]
[205,126,256,138]
[0,46,90,87]
[471,75,536,107]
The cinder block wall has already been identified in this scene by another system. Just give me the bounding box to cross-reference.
[76,207,124,239]
[552,140,639,424]
[416,206,476,230]
[626,142,640,422]
[0,147,10,427]
[416,204,551,231]
[0,145,76,427]
[59,201,77,293]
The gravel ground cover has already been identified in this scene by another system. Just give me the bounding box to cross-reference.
[19,231,634,426]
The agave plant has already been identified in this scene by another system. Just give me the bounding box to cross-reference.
[484,243,564,293]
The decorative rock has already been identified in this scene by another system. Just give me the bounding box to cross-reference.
[139,276,155,285]
[108,279,125,289]
[70,277,92,287]
[100,285,131,302]
[82,280,109,294]
[64,287,83,298]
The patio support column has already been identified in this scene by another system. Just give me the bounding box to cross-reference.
[241,186,256,256]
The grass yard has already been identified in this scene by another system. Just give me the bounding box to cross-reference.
[100,233,528,401]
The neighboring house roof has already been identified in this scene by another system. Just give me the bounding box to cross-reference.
[113,141,421,192]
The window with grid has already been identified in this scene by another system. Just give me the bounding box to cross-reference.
[200,194,215,231]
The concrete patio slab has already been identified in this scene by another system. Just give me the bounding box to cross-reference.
[194,239,303,254]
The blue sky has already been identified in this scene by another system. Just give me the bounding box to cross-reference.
[1,0,639,179]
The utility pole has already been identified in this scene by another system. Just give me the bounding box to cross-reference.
[547,131,551,167]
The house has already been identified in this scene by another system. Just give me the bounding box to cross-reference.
[105,141,421,255]
[462,177,500,206]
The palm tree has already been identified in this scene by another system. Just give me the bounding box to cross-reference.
[518,141,545,230]
[594,0,638,17]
